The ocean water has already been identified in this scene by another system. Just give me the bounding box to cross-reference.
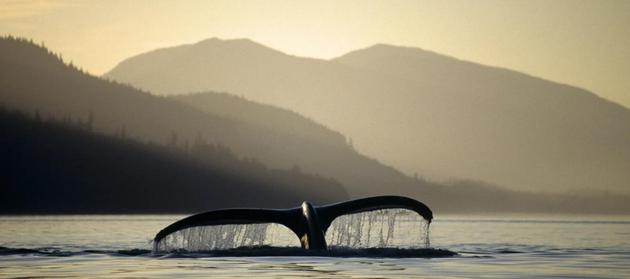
[1,214,629,278]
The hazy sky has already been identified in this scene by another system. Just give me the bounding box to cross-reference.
[1,0,628,108]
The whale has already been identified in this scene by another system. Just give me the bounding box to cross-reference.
[154,195,433,250]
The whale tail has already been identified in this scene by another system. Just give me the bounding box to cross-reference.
[153,195,433,250]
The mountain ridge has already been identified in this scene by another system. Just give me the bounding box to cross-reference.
[0,36,439,204]
[3,36,629,213]
[336,42,625,108]
[105,37,630,194]
[0,107,347,213]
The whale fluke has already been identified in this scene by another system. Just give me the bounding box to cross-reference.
[154,195,433,250]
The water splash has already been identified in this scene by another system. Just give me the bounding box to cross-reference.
[325,208,430,249]
[153,208,430,252]
[154,223,299,252]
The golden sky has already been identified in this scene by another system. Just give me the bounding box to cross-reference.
[1,0,629,108]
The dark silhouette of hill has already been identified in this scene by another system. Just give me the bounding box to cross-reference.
[0,38,438,208]
[0,107,346,213]
[3,36,629,214]
[0,36,438,208]
[105,38,630,195]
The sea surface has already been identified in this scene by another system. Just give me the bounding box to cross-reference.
[1,214,629,278]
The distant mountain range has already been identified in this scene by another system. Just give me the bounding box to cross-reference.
[2,36,628,214]
[105,38,630,195]
[0,37,434,203]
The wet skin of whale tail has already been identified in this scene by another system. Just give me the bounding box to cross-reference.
[154,195,433,250]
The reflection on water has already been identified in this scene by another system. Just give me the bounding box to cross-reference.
[1,214,630,278]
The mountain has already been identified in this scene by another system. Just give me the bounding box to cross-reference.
[0,36,436,208]
[0,107,346,213]
[105,38,630,195]
[172,92,347,149]
[168,94,630,214]
[3,36,628,214]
